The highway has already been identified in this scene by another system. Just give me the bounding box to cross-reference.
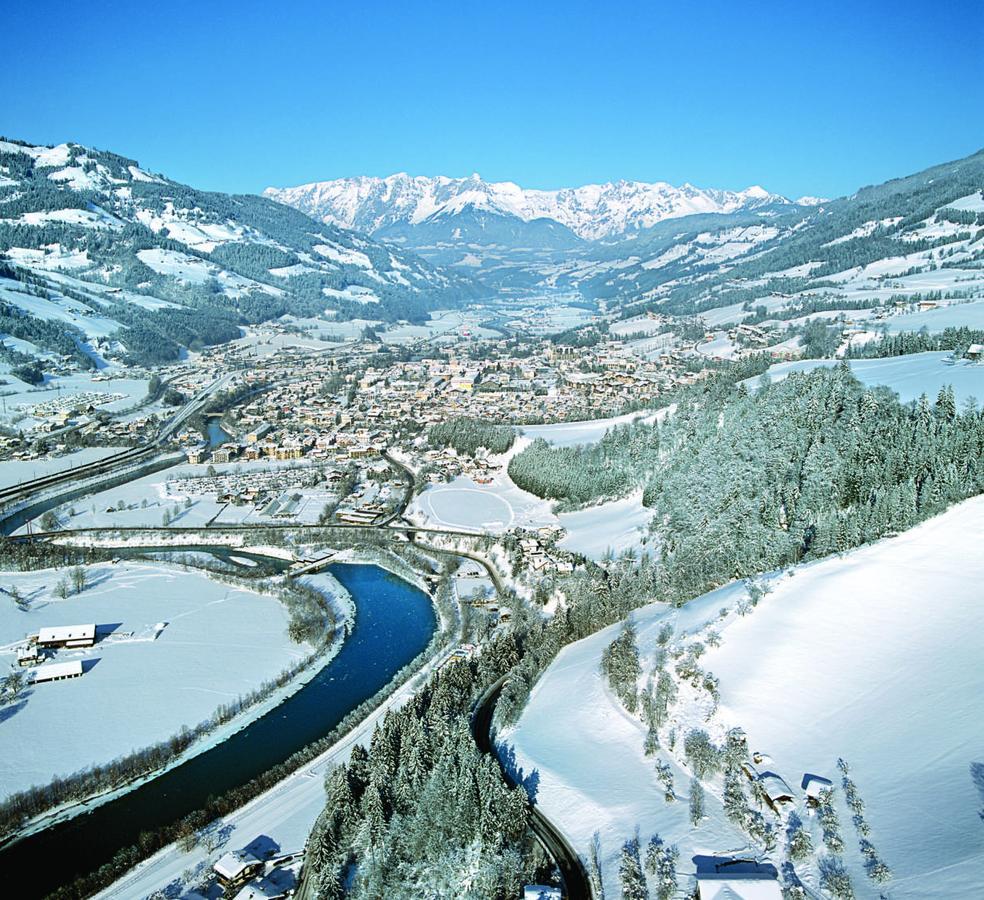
[471,677,594,900]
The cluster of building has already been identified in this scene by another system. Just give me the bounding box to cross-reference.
[17,622,96,683]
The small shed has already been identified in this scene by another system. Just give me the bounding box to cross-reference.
[37,624,96,649]
[801,773,833,804]
[966,343,984,362]
[33,660,84,683]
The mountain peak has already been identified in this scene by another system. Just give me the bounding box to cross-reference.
[265,173,791,240]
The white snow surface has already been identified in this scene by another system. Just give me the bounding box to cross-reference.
[705,496,984,898]
[511,496,984,899]
[751,351,984,406]
[0,562,307,799]
[557,491,655,561]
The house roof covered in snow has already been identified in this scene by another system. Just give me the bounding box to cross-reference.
[32,660,83,681]
[232,876,286,900]
[37,623,95,643]
[696,874,783,900]
[214,849,262,880]
[801,773,833,797]
[695,859,782,900]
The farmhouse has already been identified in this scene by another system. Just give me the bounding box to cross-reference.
[213,849,264,890]
[33,660,84,683]
[36,623,96,649]
[695,859,782,900]
[757,772,795,810]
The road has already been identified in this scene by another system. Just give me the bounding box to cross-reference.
[0,373,232,510]
[471,678,594,900]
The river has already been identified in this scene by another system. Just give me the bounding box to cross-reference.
[0,555,436,897]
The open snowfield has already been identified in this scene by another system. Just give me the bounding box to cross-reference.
[557,491,655,561]
[519,409,661,448]
[702,496,984,899]
[752,351,984,406]
[410,474,558,533]
[883,298,984,333]
[511,496,984,898]
[507,586,750,896]
[0,561,306,799]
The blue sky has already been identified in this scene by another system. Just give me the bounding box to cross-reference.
[2,0,981,199]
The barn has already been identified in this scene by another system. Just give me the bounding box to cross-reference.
[36,624,96,649]
[33,660,84,683]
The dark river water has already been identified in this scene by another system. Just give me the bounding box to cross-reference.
[0,557,436,897]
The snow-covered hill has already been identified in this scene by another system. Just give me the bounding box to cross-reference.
[509,494,984,899]
[0,138,476,367]
[264,172,790,242]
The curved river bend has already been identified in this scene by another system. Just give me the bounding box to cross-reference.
[0,559,436,897]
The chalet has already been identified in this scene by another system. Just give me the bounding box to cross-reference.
[36,623,95,649]
[757,772,795,811]
[33,660,84,683]
[213,849,264,891]
[966,343,984,362]
[695,859,782,900]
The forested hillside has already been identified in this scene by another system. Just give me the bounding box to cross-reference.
[557,148,984,315]
[511,364,984,601]
[0,138,478,367]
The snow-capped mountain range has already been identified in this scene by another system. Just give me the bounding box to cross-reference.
[264,173,801,242]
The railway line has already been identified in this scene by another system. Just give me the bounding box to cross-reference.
[0,374,231,508]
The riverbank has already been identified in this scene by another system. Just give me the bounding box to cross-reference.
[0,556,354,846]
[0,562,439,899]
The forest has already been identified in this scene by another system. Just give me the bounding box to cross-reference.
[428,417,516,456]
[512,363,984,602]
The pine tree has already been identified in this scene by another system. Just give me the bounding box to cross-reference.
[619,837,650,900]
[645,834,679,900]
[689,778,705,826]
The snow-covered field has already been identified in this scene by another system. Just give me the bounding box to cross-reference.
[752,351,984,406]
[883,298,984,333]
[704,497,984,898]
[557,491,654,561]
[507,588,747,896]
[409,474,557,533]
[510,496,984,898]
[0,562,307,800]
[519,409,661,448]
